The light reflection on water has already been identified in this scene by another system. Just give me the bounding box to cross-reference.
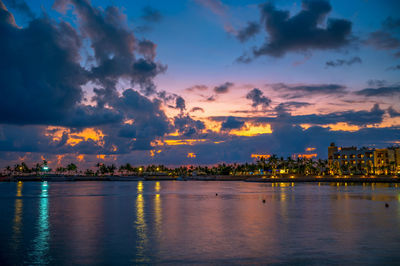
[12,182,23,250]
[135,181,148,263]
[1,181,400,265]
[29,181,50,265]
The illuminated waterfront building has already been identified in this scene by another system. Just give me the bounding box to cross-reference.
[328,143,400,175]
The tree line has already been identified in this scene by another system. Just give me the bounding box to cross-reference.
[1,156,332,176]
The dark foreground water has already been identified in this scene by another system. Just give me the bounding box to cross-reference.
[0,181,400,265]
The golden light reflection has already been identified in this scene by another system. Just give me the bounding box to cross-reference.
[155,182,161,192]
[137,181,143,193]
[154,182,162,239]
[229,123,272,136]
[12,182,23,250]
[305,147,316,151]
[135,181,148,263]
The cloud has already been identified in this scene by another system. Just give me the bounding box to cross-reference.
[214,104,385,128]
[386,65,400,71]
[195,0,227,17]
[205,95,216,102]
[190,107,205,113]
[54,0,167,98]
[214,82,234,94]
[325,56,361,68]
[221,116,244,131]
[141,6,162,23]
[175,96,186,111]
[246,88,271,108]
[382,16,400,30]
[0,0,175,156]
[3,0,33,19]
[251,0,352,58]
[355,86,400,97]
[273,83,347,98]
[138,39,157,60]
[185,85,208,92]
[0,2,90,125]
[388,107,400,118]
[284,104,385,126]
[174,115,205,137]
[367,79,387,87]
[276,101,312,111]
[365,30,400,50]
[236,21,261,42]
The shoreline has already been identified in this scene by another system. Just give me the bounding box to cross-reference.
[1,175,399,183]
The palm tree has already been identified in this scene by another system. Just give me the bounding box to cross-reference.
[67,163,78,175]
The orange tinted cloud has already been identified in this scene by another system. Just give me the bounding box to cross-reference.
[230,123,272,136]
[187,152,196,158]
[47,127,105,147]
[296,153,317,159]
[251,154,271,160]
[164,139,207,146]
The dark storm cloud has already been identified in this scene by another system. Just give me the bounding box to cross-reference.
[0,0,175,155]
[112,89,170,149]
[246,88,271,108]
[141,6,162,23]
[387,65,400,71]
[0,2,92,126]
[221,116,244,130]
[274,83,346,98]
[55,0,167,98]
[325,56,361,68]
[251,0,352,58]
[3,0,33,19]
[214,82,234,94]
[236,21,261,42]
[355,86,400,97]
[174,115,205,137]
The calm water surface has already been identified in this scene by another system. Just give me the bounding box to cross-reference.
[0,181,400,265]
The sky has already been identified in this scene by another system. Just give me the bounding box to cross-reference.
[1,0,400,168]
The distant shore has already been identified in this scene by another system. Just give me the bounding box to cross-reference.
[1,175,400,183]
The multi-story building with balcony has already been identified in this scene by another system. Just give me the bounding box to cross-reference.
[328,143,399,175]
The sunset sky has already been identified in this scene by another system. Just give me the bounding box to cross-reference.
[1,0,400,168]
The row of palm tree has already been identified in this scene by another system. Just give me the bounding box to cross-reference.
[0,156,329,177]
[2,155,397,177]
